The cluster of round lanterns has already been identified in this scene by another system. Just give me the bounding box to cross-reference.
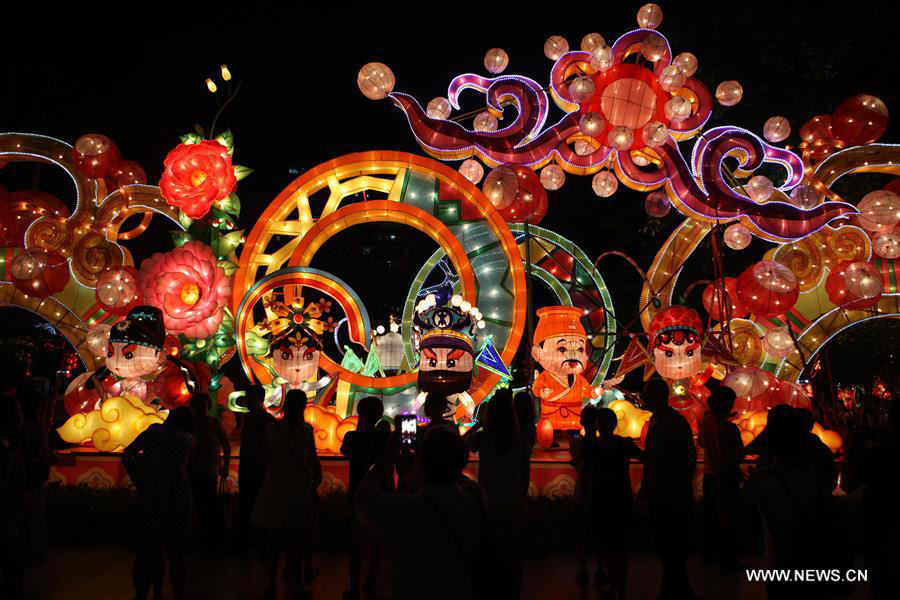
[798,95,889,160]
[10,249,70,298]
[70,133,147,188]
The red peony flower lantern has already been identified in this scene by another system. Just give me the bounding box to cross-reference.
[496,166,548,225]
[95,266,141,316]
[831,94,888,146]
[702,277,747,320]
[70,134,121,179]
[10,249,69,298]
[159,141,237,219]
[736,260,799,317]
[825,261,883,309]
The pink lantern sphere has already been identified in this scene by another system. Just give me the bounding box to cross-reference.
[607,126,634,151]
[357,62,395,100]
[426,97,451,119]
[579,112,605,136]
[658,65,685,92]
[763,116,791,143]
[86,322,112,358]
[665,96,692,122]
[873,231,900,259]
[539,165,566,191]
[543,35,569,60]
[95,266,141,316]
[589,45,613,71]
[591,171,618,197]
[636,3,664,29]
[640,33,667,62]
[580,33,606,53]
[473,111,498,132]
[856,190,900,233]
[642,121,669,148]
[723,367,782,412]
[673,52,698,78]
[736,260,799,317]
[724,223,753,250]
[459,159,484,185]
[482,167,518,209]
[574,139,596,156]
[569,76,596,103]
[644,191,670,218]
[843,262,883,301]
[716,80,743,107]
[484,48,509,74]
[764,327,795,358]
[745,175,774,202]
[789,184,819,210]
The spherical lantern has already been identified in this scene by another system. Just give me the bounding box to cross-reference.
[831,94,889,145]
[589,45,613,71]
[607,126,634,151]
[86,323,112,358]
[580,33,606,53]
[826,261,883,309]
[764,327,795,358]
[664,96,692,122]
[873,231,900,259]
[95,266,141,316]
[109,160,147,187]
[569,76,595,103]
[642,121,669,148]
[484,48,509,74]
[473,111,499,132]
[640,33,667,62]
[637,3,664,28]
[715,80,743,107]
[723,223,752,250]
[497,166,549,224]
[357,62,395,100]
[539,165,566,191]
[71,134,121,179]
[591,171,618,197]
[426,97,452,119]
[799,115,834,146]
[658,65,685,92]
[763,116,791,143]
[702,277,746,320]
[856,190,900,233]
[780,381,812,410]
[579,112,605,136]
[673,52,698,78]
[736,260,800,317]
[644,191,670,218]
[722,367,782,412]
[482,167,518,210]
[789,184,819,210]
[745,175,774,202]
[574,139,596,156]
[10,249,70,299]
[459,159,485,185]
[543,35,569,60]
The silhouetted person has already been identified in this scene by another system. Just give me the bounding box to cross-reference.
[341,396,391,600]
[467,389,527,598]
[698,386,744,570]
[17,380,49,572]
[356,426,483,600]
[0,394,26,599]
[236,386,274,549]
[400,392,454,493]
[123,406,196,600]
[572,404,599,586]
[513,391,536,497]
[744,403,794,470]
[188,393,231,546]
[641,378,697,600]
[795,408,838,491]
[422,392,452,431]
[251,390,321,599]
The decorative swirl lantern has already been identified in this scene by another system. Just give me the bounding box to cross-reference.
[736,260,799,317]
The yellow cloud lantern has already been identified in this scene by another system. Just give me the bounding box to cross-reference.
[57,395,165,452]
[608,399,652,439]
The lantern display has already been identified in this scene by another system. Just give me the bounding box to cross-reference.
[70,133,121,178]
[723,223,752,250]
[736,260,799,317]
[426,97,452,119]
[105,306,168,382]
[608,399,652,439]
[159,140,237,219]
[373,327,404,371]
[763,327,795,358]
[357,62,395,100]
[579,112,605,136]
[580,33,605,53]
[722,367,782,412]
[539,164,565,190]
[831,94,888,145]
[473,111,498,132]
[607,126,634,151]
[95,266,141,316]
[702,277,746,320]
[574,139,595,156]
[825,261,883,309]
[763,116,791,143]
[790,184,819,210]
[644,191,671,218]
[256,296,333,391]
[591,171,618,197]
[855,190,900,233]
[665,96,692,122]
[639,33,667,62]
[673,52,698,77]
[642,121,669,148]
[483,48,509,74]
[63,372,105,416]
[459,159,484,184]
[57,395,165,452]
[637,3,664,28]
[658,65,685,92]
[109,160,147,187]
[745,175,774,202]
[715,80,743,106]
[10,249,69,298]
[873,231,900,259]
[482,166,518,209]
[648,306,704,381]
[86,323,112,358]
[543,35,569,60]
[589,45,613,71]
[496,166,548,224]
[780,381,812,410]
[569,76,595,103]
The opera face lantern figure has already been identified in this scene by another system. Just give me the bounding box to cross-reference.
[272,338,321,388]
[104,306,168,400]
[648,306,704,381]
[258,294,332,393]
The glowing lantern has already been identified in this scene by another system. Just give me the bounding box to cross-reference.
[543,36,569,60]
[497,166,548,224]
[609,399,652,439]
[715,80,743,107]
[673,52,698,78]
[540,165,566,191]
[640,33,667,62]
[764,327,795,358]
[86,323,112,358]
[426,97,452,119]
[473,111,498,132]
[10,249,69,298]
[574,139,595,156]
[57,395,165,451]
[745,175,774,202]
[722,367,782,412]
[357,62,395,100]
[373,330,404,370]
[159,141,236,219]
[825,261,883,309]
[665,96,692,122]
[637,3,663,28]
[580,33,605,52]
[591,171,618,197]
[644,191,670,218]
[790,184,819,210]
[702,277,746,320]
[484,48,509,74]
[831,94,889,145]
[578,112,604,136]
[95,266,141,316]
[658,65,685,92]
[642,121,668,148]
[482,167,518,210]
[873,231,900,259]
[856,190,900,233]
[736,260,799,317]
[724,223,752,250]
[589,45,613,71]
[569,76,595,103]
[70,133,121,178]
[607,126,634,151]
[763,116,791,143]
[459,159,484,185]
[109,160,147,187]
[648,306,704,381]
[780,381,812,410]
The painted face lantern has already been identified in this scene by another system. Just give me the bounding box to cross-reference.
[413,296,479,397]
[648,306,704,381]
[106,306,167,379]
[257,295,333,389]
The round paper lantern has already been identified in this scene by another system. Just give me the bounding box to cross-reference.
[632,153,652,167]
[426,97,452,119]
[574,139,595,156]
[764,327,795,358]
[539,165,566,191]
[789,184,819,210]
[459,159,484,184]
[702,277,746,320]
[856,190,900,233]
[484,48,509,74]
[637,3,663,28]
[826,261,883,309]
[109,160,147,187]
[569,76,595,103]
[95,266,141,316]
[357,62,395,100]
[745,175,774,202]
[579,112,605,136]
[658,65,685,92]
[640,33,667,62]
[473,111,498,132]
[644,191,670,218]
[665,96,692,122]
[580,33,605,53]
[799,115,834,149]
[763,116,791,143]
[591,171,618,197]
[482,167,518,210]
[543,35,569,60]
[86,323,112,358]
[63,372,103,416]
[71,134,121,179]
[780,381,812,410]
[607,126,634,151]
[715,80,743,107]
[723,223,752,250]
[673,52,698,78]
[10,249,69,298]
[831,94,888,145]
[873,231,900,259]
[496,166,548,225]
[722,367,782,412]
[589,45,613,71]
[736,260,799,317]
[642,121,668,148]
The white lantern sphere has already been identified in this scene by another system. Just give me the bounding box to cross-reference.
[640,34,667,62]
[376,325,386,335]
[460,300,472,313]
[459,159,485,184]
[664,96,692,122]
[484,48,509,74]
[745,175,774,202]
[673,52,698,78]
[873,232,900,259]
[589,45,613,71]
[763,116,791,143]
[574,139,596,156]
[426,97,452,119]
[856,190,900,233]
[724,223,753,250]
[86,323,112,358]
[357,62,395,100]
[591,171,618,197]
[579,112,605,136]
[607,126,634,151]
[451,294,463,306]
[473,111,498,132]
[789,184,819,210]
[569,76,595,103]
[659,65,685,93]
[716,80,744,107]
[636,3,664,29]
[642,121,669,148]
[544,36,569,60]
[764,327,794,358]
[482,166,519,210]
[539,165,566,191]
[580,33,606,53]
